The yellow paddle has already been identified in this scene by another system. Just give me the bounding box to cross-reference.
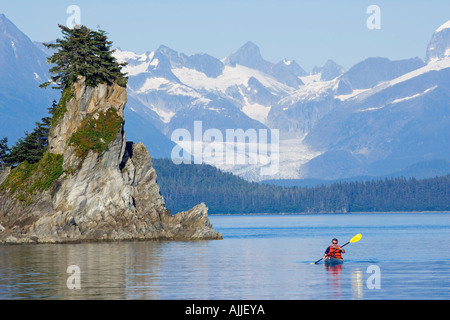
[312,234,362,264]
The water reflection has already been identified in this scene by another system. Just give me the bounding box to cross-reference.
[0,213,449,300]
[324,264,342,299]
[0,242,166,299]
[323,264,365,300]
[0,240,221,299]
[351,269,364,300]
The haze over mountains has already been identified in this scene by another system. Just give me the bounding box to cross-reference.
[0,14,58,144]
[1,13,449,182]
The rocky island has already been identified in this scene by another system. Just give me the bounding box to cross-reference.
[0,25,221,243]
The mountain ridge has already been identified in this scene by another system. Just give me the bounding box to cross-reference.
[0,13,58,144]
[1,14,449,183]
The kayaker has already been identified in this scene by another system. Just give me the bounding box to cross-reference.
[322,238,345,260]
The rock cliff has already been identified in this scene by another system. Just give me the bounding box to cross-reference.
[0,78,222,243]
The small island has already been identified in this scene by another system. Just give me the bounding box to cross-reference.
[0,25,222,243]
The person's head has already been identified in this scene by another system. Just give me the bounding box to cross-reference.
[331,238,338,245]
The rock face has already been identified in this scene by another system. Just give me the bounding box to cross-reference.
[0,78,222,243]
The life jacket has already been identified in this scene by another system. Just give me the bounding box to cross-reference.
[327,245,343,259]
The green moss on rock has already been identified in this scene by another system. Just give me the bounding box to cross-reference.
[51,86,73,127]
[69,108,123,158]
[0,152,64,203]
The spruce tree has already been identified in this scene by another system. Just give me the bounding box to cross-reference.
[4,101,55,166]
[40,25,127,90]
[0,137,9,168]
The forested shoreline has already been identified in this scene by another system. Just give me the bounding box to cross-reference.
[152,158,450,214]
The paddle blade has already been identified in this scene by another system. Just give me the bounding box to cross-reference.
[350,234,362,243]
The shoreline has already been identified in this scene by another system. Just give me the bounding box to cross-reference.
[209,211,450,216]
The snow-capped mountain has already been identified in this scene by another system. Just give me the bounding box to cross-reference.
[312,59,345,81]
[114,42,299,134]
[1,13,449,182]
[114,20,450,181]
[114,42,317,180]
[222,41,306,87]
[303,57,450,179]
[426,20,450,62]
[297,21,450,180]
[339,57,425,90]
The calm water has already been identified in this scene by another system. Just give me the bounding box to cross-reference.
[0,212,449,300]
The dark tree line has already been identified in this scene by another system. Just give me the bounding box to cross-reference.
[152,158,450,214]
[0,101,56,168]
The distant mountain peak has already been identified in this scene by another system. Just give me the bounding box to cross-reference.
[223,41,272,72]
[0,13,45,64]
[435,20,450,33]
[310,59,345,80]
[273,59,307,79]
[320,60,345,81]
[228,41,262,60]
[240,41,260,52]
[0,13,21,35]
[156,44,176,54]
[338,56,425,90]
[426,20,450,62]
[0,13,58,145]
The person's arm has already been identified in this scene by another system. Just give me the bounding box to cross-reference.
[340,246,345,254]
[323,247,329,259]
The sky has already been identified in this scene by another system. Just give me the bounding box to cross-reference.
[1,0,449,71]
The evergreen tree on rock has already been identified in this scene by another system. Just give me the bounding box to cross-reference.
[40,25,128,90]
